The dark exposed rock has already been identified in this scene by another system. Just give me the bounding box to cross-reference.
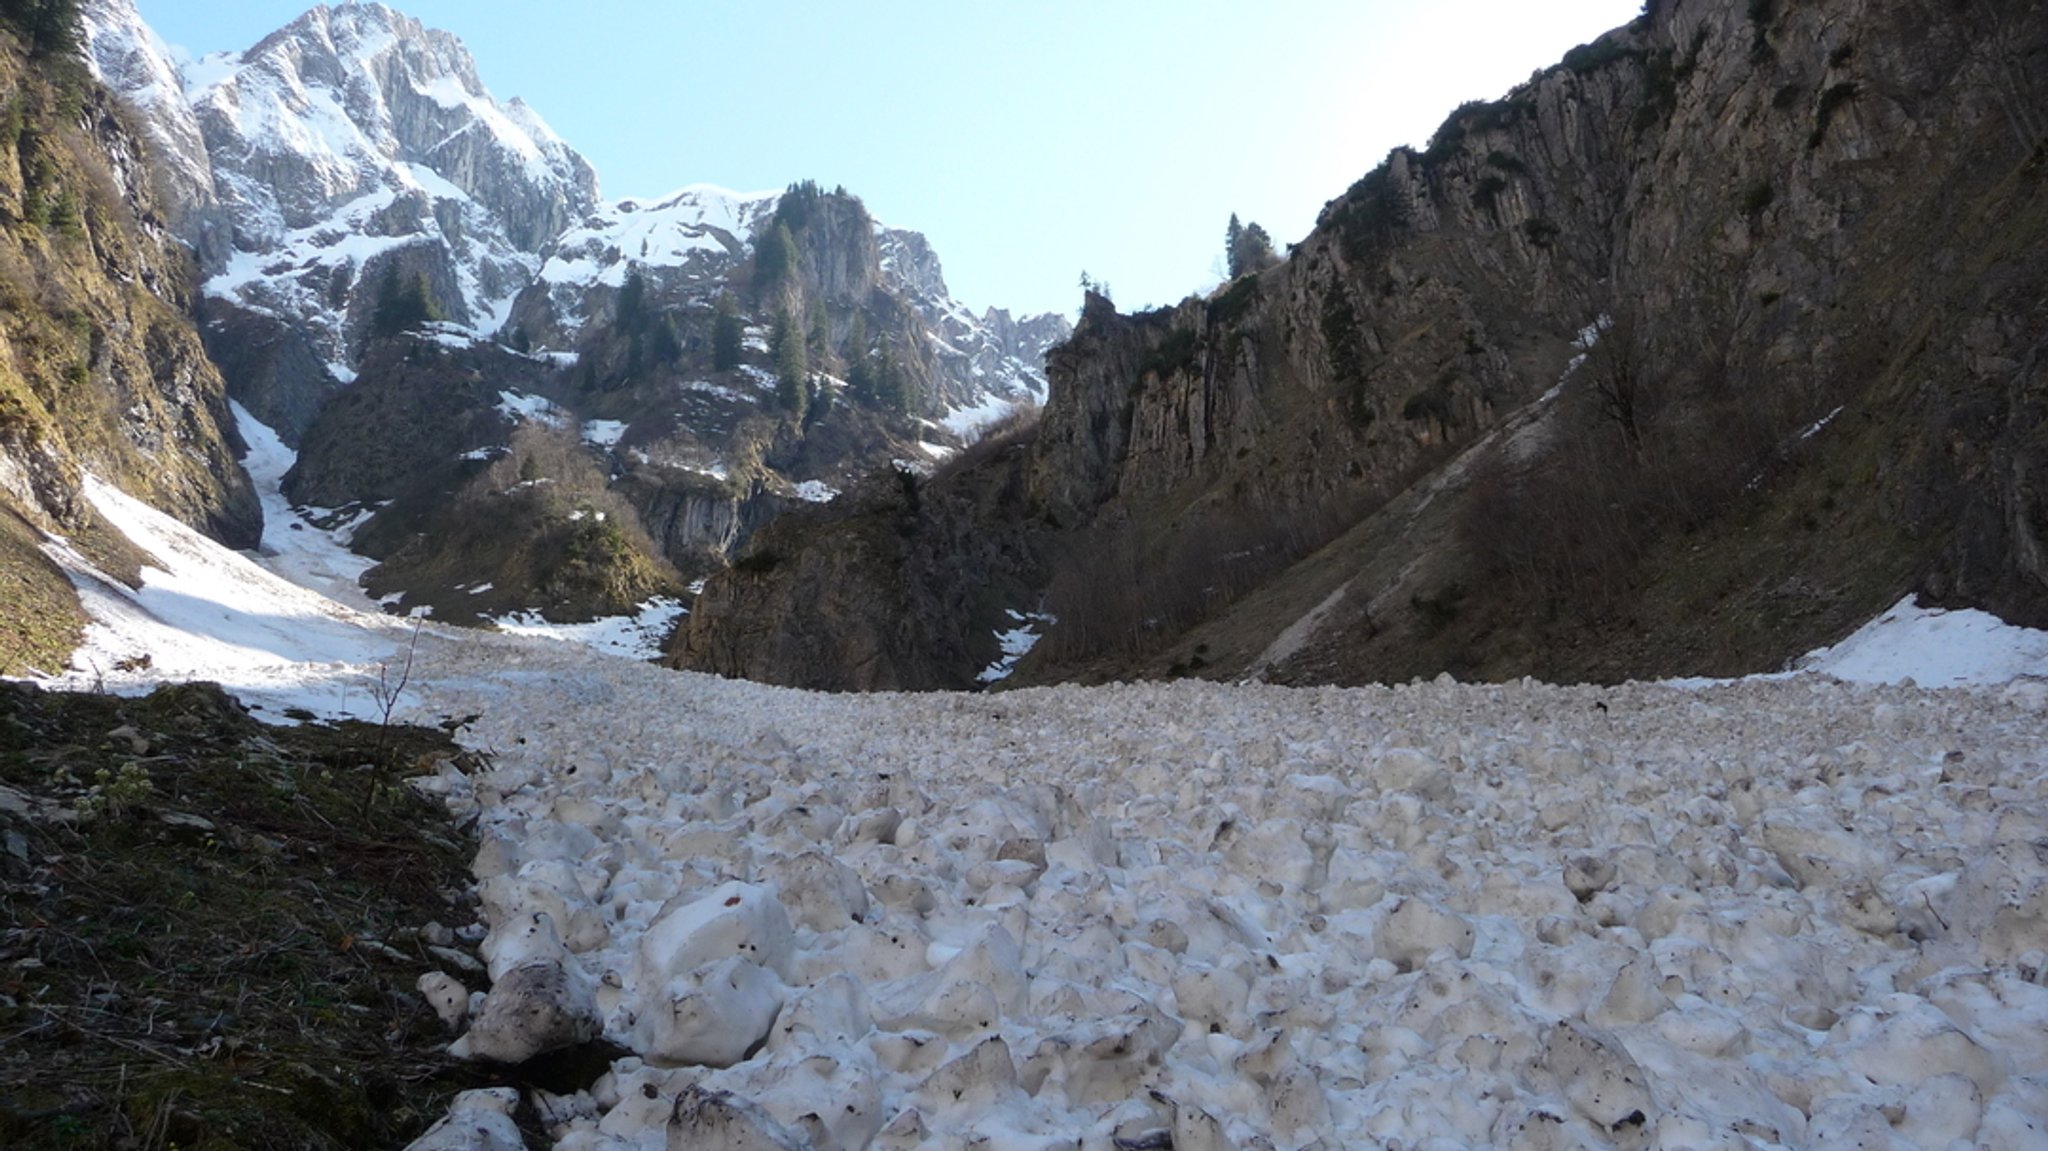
[196,298,340,448]
[671,444,1048,691]
[681,0,2048,690]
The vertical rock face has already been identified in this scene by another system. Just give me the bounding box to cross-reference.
[0,29,257,551]
[77,0,226,263]
[680,0,2048,690]
[878,228,1067,414]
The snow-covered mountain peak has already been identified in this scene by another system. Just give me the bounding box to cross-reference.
[185,0,596,247]
[99,2,603,372]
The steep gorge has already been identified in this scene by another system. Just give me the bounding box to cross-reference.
[680,0,2048,690]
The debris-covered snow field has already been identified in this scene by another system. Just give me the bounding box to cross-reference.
[30,471,2048,1151]
[410,652,2048,1151]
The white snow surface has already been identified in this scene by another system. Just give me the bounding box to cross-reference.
[538,185,780,292]
[497,389,569,428]
[582,420,630,449]
[38,476,413,719]
[978,610,1054,685]
[1793,595,2048,686]
[22,479,2048,1151]
[490,598,685,663]
[232,402,383,612]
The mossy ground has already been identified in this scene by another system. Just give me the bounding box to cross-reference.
[0,682,514,1149]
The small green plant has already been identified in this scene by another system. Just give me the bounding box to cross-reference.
[1323,165,1402,265]
[1562,37,1637,75]
[1741,180,1775,216]
[76,760,154,821]
[1140,326,1199,382]
[1208,274,1263,329]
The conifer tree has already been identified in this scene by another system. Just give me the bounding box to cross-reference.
[753,222,797,300]
[712,293,745,371]
[872,346,912,416]
[616,270,648,334]
[370,265,443,338]
[1226,214,1279,278]
[771,309,809,419]
[807,301,832,370]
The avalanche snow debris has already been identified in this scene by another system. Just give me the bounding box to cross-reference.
[395,613,2048,1150]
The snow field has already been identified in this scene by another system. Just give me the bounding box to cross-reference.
[405,639,2048,1151]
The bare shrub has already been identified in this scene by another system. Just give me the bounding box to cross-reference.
[1041,485,1381,664]
[1460,322,1846,612]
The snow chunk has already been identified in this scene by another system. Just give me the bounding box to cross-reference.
[490,598,685,662]
[976,610,1053,684]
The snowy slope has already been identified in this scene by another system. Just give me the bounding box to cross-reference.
[539,184,782,291]
[22,480,2048,1150]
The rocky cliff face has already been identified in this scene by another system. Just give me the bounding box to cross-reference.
[0,23,259,672]
[506,183,1067,430]
[680,0,2048,690]
[77,0,224,263]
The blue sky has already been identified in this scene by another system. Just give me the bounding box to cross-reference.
[137,1,1644,318]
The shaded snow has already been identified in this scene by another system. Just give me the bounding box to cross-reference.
[496,390,568,428]
[976,610,1054,684]
[233,402,382,612]
[581,419,629,449]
